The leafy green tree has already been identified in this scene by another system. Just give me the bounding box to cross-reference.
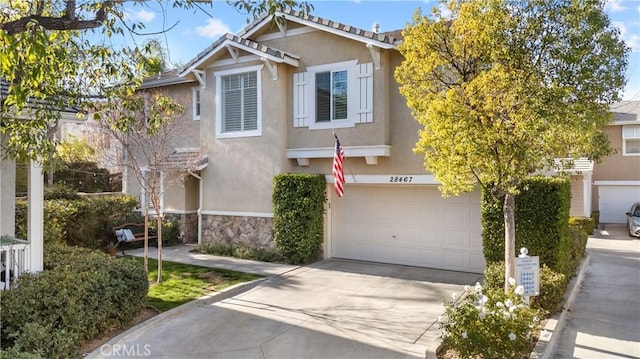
[1,0,312,162]
[395,0,627,288]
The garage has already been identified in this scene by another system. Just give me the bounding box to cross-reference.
[329,184,485,273]
[598,185,640,223]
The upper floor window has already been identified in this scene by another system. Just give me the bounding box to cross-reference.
[215,65,263,138]
[293,60,373,130]
[623,125,640,156]
[192,88,201,121]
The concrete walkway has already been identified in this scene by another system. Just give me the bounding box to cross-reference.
[121,244,299,277]
[89,247,481,359]
[549,224,640,359]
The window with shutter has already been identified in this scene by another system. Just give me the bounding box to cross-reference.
[215,65,263,138]
[293,60,373,130]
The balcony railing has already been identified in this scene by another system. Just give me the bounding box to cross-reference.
[1,237,31,290]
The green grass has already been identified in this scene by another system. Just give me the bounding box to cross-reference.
[131,257,262,312]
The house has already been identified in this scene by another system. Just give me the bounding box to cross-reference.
[122,10,486,273]
[592,101,640,224]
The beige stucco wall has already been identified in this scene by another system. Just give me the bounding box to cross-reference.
[1,134,16,237]
[199,60,288,213]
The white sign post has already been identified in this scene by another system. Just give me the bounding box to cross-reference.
[515,248,540,305]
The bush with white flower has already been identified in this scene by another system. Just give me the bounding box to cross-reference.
[439,280,541,358]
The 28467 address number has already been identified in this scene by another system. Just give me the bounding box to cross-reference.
[389,176,413,183]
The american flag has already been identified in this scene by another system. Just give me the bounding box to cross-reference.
[333,134,345,197]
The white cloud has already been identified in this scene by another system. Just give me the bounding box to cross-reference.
[195,18,231,39]
[124,8,156,23]
[605,0,626,12]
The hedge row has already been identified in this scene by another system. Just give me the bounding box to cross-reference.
[272,174,327,264]
[0,244,148,358]
[482,177,573,277]
[15,192,182,249]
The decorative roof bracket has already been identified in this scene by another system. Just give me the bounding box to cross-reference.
[261,57,278,80]
[193,69,206,88]
[226,45,239,63]
[366,43,381,70]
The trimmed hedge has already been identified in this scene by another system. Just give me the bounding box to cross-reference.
[568,224,589,272]
[483,262,567,315]
[0,244,148,358]
[16,194,141,248]
[569,216,596,236]
[272,174,327,264]
[482,177,572,277]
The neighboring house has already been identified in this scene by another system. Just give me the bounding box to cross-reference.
[1,79,82,287]
[123,10,486,273]
[591,101,640,224]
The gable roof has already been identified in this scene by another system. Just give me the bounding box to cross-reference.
[238,9,401,49]
[179,33,300,76]
[178,9,402,77]
[140,69,196,89]
[611,101,640,124]
[1,78,81,116]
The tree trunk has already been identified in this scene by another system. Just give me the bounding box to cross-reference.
[504,192,516,291]
[156,214,163,283]
[144,207,149,272]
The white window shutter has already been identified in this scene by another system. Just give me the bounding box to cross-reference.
[293,72,310,127]
[351,62,373,124]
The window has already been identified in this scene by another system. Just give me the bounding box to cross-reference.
[192,88,201,120]
[140,169,163,214]
[215,65,263,138]
[623,125,640,156]
[293,61,373,129]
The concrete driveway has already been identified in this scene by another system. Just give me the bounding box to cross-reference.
[89,259,482,359]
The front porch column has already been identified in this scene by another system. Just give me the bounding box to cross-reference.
[583,174,592,217]
[28,159,44,272]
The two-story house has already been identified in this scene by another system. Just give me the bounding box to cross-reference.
[592,101,640,224]
[126,10,486,273]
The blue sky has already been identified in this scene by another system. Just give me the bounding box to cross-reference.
[120,0,640,100]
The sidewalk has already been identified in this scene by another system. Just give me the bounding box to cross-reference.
[121,244,299,277]
[548,224,640,359]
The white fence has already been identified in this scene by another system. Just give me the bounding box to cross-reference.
[0,239,31,290]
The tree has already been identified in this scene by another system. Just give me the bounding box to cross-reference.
[95,90,202,282]
[395,0,628,289]
[1,0,312,162]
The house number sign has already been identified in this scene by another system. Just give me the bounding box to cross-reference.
[388,176,414,183]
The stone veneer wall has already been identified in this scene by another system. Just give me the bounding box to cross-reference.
[201,214,275,249]
[164,212,198,243]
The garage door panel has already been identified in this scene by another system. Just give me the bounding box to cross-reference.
[599,186,640,223]
[331,185,485,273]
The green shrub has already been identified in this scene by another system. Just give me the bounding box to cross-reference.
[482,177,572,277]
[15,195,140,248]
[0,244,148,358]
[591,210,600,229]
[196,242,285,263]
[0,348,43,359]
[272,174,327,264]
[568,225,588,272]
[150,218,181,246]
[483,262,567,314]
[569,216,596,235]
[43,183,80,200]
[440,283,541,358]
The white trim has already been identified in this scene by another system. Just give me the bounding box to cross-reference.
[192,87,201,121]
[366,43,381,69]
[201,210,274,218]
[622,125,640,156]
[306,60,357,73]
[162,209,198,215]
[192,70,206,88]
[214,65,263,139]
[207,55,260,68]
[256,27,318,41]
[594,181,640,186]
[325,174,439,185]
[287,145,391,159]
[583,174,592,217]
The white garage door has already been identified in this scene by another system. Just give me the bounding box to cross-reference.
[330,185,485,273]
[599,186,640,223]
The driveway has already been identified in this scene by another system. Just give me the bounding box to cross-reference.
[89,259,481,359]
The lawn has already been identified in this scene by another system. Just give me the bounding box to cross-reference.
[131,257,262,312]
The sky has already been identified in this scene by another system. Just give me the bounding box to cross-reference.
[118,0,640,101]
